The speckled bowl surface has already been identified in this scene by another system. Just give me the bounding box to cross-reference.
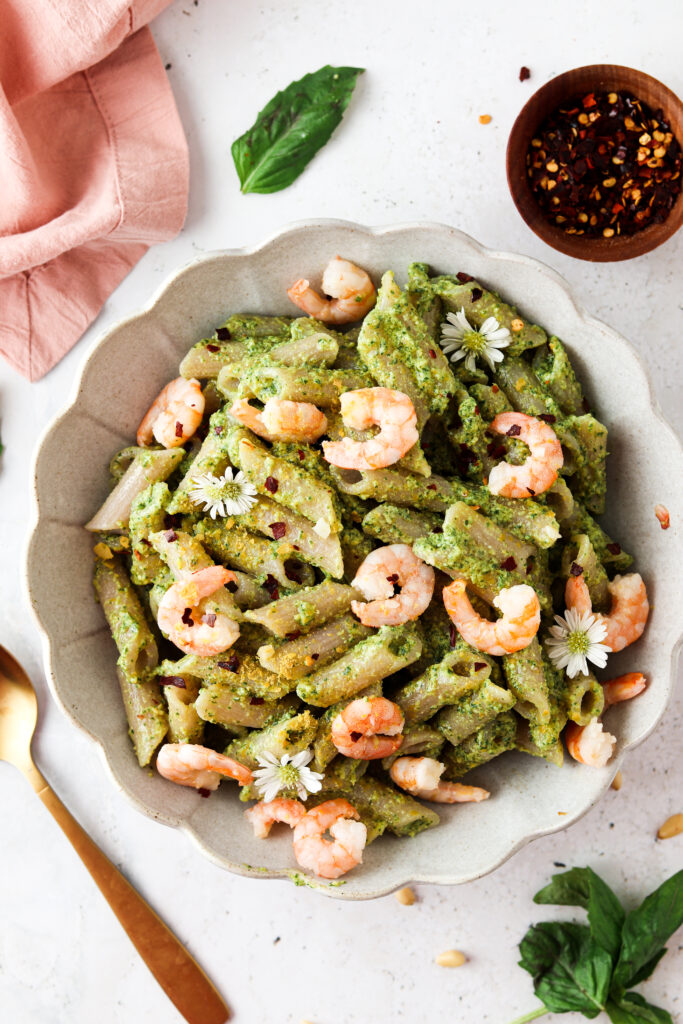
[26,220,683,899]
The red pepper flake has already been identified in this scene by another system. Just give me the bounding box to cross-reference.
[487,441,506,459]
[175,421,184,438]
[606,542,622,555]
[159,675,186,688]
[215,327,231,340]
[527,89,682,238]
[456,272,474,284]
[538,413,556,423]
[269,521,287,539]
[284,562,302,584]
[654,503,670,530]
[206,344,220,353]
[474,662,487,670]
[519,66,531,82]
[526,487,536,496]
[134,550,142,560]
[141,537,152,547]
[386,573,399,583]
[201,612,217,628]
[506,424,522,437]
[427,483,437,491]
[249,696,265,706]
[214,425,224,435]
[285,631,302,642]
[431,525,443,534]
[428,349,437,359]
[181,607,193,625]
[311,653,319,661]
[350,731,362,743]
[265,476,279,493]
[218,654,240,672]
[262,574,279,599]
[197,788,212,798]
[500,556,517,571]
[473,406,480,416]
[226,580,238,593]
[449,623,457,648]
[491,384,499,393]
[470,287,483,302]
[297,449,305,460]
[570,562,584,577]
[163,529,178,542]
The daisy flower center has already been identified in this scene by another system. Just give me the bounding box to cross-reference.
[565,629,592,656]
[207,478,243,504]
[461,328,488,356]
[278,764,303,790]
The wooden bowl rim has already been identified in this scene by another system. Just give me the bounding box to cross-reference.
[506,64,683,262]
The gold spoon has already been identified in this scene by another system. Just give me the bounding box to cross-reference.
[0,644,230,1024]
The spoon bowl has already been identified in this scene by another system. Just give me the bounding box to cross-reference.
[0,643,230,1024]
[0,645,39,773]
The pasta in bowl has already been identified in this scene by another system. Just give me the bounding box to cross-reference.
[28,222,683,898]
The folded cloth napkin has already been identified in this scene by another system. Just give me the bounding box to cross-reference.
[0,0,189,380]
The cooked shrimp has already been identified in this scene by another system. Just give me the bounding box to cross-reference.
[229,397,328,443]
[287,256,376,324]
[292,799,367,879]
[565,672,646,768]
[331,696,405,759]
[157,565,240,656]
[487,412,563,498]
[389,757,490,804]
[603,672,647,708]
[565,572,649,652]
[322,388,418,470]
[137,377,205,448]
[350,544,434,626]
[156,743,252,790]
[244,798,306,838]
[565,719,616,768]
[443,579,541,655]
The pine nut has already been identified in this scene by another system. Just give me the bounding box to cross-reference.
[611,770,623,791]
[657,814,683,839]
[479,114,492,125]
[394,886,416,906]
[435,949,467,968]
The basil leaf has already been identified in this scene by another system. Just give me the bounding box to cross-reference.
[231,65,364,194]
[606,992,674,1024]
[622,948,667,988]
[612,870,683,991]
[534,866,625,961]
[519,921,612,1017]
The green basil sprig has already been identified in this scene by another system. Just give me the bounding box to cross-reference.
[231,65,364,194]
[509,867,683,1024]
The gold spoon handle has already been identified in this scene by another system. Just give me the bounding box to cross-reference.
[24,762,230,1024]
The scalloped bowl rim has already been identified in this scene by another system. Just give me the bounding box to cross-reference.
[25,219,683,899]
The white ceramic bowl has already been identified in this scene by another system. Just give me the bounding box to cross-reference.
[27,221,683,899]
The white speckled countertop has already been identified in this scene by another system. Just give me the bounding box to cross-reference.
[1,2,681,1022]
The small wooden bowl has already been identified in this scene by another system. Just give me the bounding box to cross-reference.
[506,65,683,261]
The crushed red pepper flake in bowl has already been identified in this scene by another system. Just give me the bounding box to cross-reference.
[526,90,682,238]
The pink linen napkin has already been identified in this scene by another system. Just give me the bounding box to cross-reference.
[0,0,189,380]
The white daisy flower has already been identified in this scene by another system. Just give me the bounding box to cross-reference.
[252,749,324,803]
[189,468,257,518]
[545,607,610,679]
[440,308,511,373]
